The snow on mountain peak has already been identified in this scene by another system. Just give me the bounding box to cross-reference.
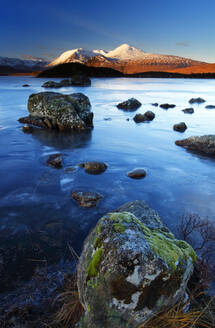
[105,44,146,60]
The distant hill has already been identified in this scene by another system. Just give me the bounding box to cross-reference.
[0,56,48,75]
[37,62,124,78]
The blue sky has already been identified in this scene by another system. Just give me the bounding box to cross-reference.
[1,0,215,62]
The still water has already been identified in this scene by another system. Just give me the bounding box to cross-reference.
[0,76,215,291]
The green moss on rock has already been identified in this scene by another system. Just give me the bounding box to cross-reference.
[87,248,103,278]
[113,223,126,233]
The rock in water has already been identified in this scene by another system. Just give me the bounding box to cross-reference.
[182,108,194,114]
[173,122,187,132]
[19,92,93,131]
[133,111,155,123]
[189,97,205,104]
[72,191,102,208]
[127,168,146,179]
[205,105,215,109]
[117,98,142,111]
[77,200,196,328]
[79,161,107,174]
[160,103,176,109]
[46,153,62,168]
[175,135,215,156]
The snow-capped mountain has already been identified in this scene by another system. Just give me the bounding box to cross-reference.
[49,43,207,74]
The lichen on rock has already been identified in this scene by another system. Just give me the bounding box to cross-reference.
[77,200,196,328]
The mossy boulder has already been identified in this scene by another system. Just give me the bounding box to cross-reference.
[19,92,93,131]
[77,200,195,328]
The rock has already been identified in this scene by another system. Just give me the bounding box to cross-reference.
[160,103,176,109]
[127,168,146,179]
[182,108,194,114]
[205,105,215,109]
[189,97,205,104]
[117,98,142,111]
[18,116,47,128]
[46,153,62,168]
[133,111,155,123]
[21,124,34,133]
[77,200,196,328]
[71,74,91,86]
[151,103,158,107]
[71,191,102,208]
[42,81,61,88]
[104,117,112,121]
[64,167,75,173]
[22,84,30,87]
[59,79,73,87]
[173,122,187,132]
[19,92,93,131]
[175,135,215,156]
[79,161,107,174]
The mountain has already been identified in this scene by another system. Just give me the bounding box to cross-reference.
[49,44,208,74]
[0,56,48,75]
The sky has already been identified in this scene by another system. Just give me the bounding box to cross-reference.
[1,0,215,63]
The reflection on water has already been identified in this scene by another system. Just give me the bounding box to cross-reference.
[0,76,215,290]
[31,128,92,150]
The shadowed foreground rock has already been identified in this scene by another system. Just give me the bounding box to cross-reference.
[77,200,196,328]
[18,92,93,131]
[46,153,62,168]
[175,135,215,156]
[117,98,141,111]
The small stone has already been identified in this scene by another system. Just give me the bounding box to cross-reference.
[80,161,107,174]
[160,103,176,109]
[21,125,34,133]
[173,122,187,132]
[71,191,102,207]
[133,111,155,123]
[151,103,158,107]
[22,84,30,87]
[46,153,62,168]
[104,117,112,121]
[127,168,146,179]
[117,98,142,111]
[205,105,215,109]
[42,81,61,88]
[182,108,194,114]
[189,97,205,104]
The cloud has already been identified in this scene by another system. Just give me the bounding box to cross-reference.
[176,41,190,47]
[23,54,44,61]
[42,53,56,59]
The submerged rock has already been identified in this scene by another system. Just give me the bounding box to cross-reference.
[21,124,34,133]
[77,200,196,328]
[133,111,155,123]
[79,161,107,174]
[189,97,205,104]
[127,168,146,179]
[173,122,187,132]
[46,153,63,168]
[71,191,102,207]
[205,105,215,109]
[182,108,194,114]
[117,98,142,111]
[175,135,215,156]
[151,103,158,107]
[160,103,176,109]
[19,92,93,131]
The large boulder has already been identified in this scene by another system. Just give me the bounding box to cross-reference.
[175,135,215,156]
[18,92,93,131]
[77,200,196,328]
